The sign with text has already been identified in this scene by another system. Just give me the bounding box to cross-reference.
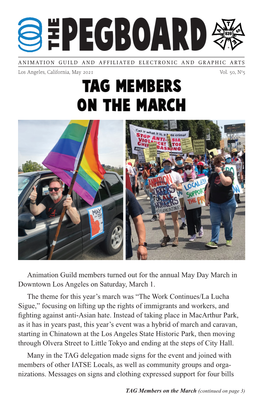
[130,124,189,155]
[224,123,245,133]
[87,205,104,239]
[225,164,243,194]
[159,152,170,163]
[193,139,206,155]
[148,173,181,213]
[143,148,150,162]
[181,137,193,154]
[137,149,145,163]
[148,142,157,159]
[182,177,208,210]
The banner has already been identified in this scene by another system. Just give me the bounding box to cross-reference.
[130,124,189,156]
[182,177,208,210]
[148,174,181,213]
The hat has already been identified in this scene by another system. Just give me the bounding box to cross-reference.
[197,161,204,166]
[232,148,237,152]
[162,157,172,164]
[175,154,183,160]
[225,154,231,159]
[184,157,193,166]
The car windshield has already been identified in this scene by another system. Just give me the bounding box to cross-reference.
[18,176,30,197]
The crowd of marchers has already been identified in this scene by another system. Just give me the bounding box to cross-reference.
[126,149,245,259]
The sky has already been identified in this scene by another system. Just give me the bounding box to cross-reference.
[18,120,123,169]
[18,120,245,170]
[213,120,245,138]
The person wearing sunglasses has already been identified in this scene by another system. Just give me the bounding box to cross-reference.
[205,155,236,249]
[29,177,80,224]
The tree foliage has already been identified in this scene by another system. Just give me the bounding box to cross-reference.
[176,120,221,150]
[21,160,44,173]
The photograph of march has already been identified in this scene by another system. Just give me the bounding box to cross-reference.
[18,120,123,260]
[126,120,245,261]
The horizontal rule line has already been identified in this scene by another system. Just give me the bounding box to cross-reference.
[18,66,246,68]
[18,56,245,59]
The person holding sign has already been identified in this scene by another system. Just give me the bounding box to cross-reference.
[173,155,187,230]
[182,158,204,241]
[205,155,236,249]
[154,158,183,247]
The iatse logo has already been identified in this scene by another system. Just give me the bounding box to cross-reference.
[212,19,245,50]
[18,17,42,52]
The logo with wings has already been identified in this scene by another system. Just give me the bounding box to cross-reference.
[212,19,245,50]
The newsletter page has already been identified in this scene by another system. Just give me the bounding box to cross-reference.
[2,1,261,407]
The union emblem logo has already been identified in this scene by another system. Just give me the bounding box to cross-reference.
[212,19,245,50]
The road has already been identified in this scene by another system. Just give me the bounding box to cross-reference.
[130,188,245,261]
[76,245,123,260]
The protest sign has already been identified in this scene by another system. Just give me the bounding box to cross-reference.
[148,142,157,160]
[137,149,145,163]
[182,177,208,210]
[193,139,206,155]
[225,164,243,194]
[130,124,189,156]
[166,134,172,148]
[207,148,218,157]
[143,148,150,162]
[181,137,193,154]
[159,152,170,163]
[148,173,181,213]
[87,205,104,239]
[126,158,136,167]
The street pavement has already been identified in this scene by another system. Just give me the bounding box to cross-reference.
[76,245,123,260]
[130,188,245,261]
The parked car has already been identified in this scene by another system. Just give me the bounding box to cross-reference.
[18,170,123,260]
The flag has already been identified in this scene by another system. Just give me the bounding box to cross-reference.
[42,120,106,205]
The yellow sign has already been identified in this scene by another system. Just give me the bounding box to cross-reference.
[181,137,193,154]
[148,142,157,158]
[193,139,205,155]
[160,152,170,163]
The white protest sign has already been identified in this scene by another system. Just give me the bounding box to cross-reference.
[137,149,146,163]
[225,164,243,194]
[182,177,208,210]
[87,205,104,239]
[130,124,189,156]
[148,173,181,214]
